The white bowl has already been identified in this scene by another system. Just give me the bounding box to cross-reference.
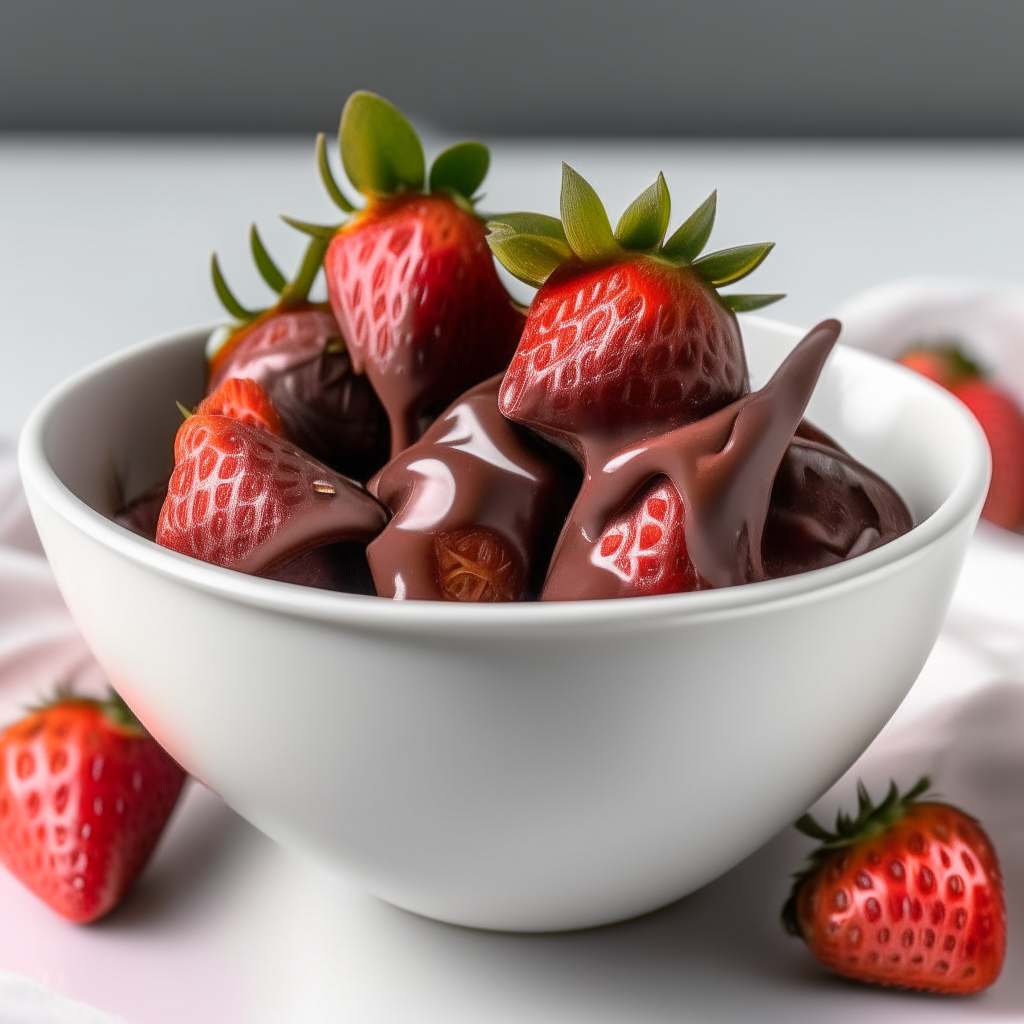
[18,317,988,932]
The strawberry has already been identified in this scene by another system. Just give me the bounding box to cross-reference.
[208,226,390,482]
[195,376,285,436]
[487,165,783,464]
[897,344,979,389]
[0,687,186,923]
[586,477,706,599]
[897,343,1024,530]
[950,378,1024,530]
[291,91,525,456]
[366,374,578,601]
[156,394,387,585]
[783,778,1006,995]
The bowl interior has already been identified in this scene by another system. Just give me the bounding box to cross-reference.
[26,316,988,623]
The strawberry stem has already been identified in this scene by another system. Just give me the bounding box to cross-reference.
[280,236,329,307]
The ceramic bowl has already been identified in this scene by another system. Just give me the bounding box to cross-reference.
[18,317,988,932]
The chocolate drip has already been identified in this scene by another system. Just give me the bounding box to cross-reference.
[208,307,390,482]
[543,320,848,599]
[367,375,579,601]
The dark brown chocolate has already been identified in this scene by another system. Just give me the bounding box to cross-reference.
[207,307,390,482]
[367,374,579,601]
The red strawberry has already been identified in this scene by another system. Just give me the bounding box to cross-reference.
[784,778,1006,995]
[196,377,285,436]
[208,227,390,481]
[950,378,1024,530]
[897,344,979,389]
[0,687,186,923]
[488,165,783,464]
[156,404,387,581]
[293,91,525,456]
[586,478,705,599]
[897,344,1024,530]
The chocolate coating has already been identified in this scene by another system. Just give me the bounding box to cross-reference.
[208,306,390,482]
[542,320,911,600]
[367,375,579,601]
[113,481,168,541]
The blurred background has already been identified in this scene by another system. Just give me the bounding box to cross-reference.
[5,0,1024,137]
[4,0,1024,434]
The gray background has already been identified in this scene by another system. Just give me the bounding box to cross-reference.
[2,0,1023,136]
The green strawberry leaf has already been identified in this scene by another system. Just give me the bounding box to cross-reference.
[615,172,671,250]
[280,215,341,241]
[429,141,490,201]
[694,242,775,286]
[719,292,786,312]
[316,133,356,213]
[249,224,287,294]
[487,213,573,288]
[340,91,425,197]
[560,163,619,262]
[662,190,717,264]
[210,254,259,322]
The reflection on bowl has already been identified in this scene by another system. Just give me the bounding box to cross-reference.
[18,317,988,931]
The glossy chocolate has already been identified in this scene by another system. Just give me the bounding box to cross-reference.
[207,306,390,482]
[367,375,579,601]
[542,320,911,600]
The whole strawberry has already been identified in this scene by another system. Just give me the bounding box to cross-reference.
[898,344,1024,530]
[0,687,186,923]
[783,778,1006,995]
[156,382,387,586]
[292,91,525,457]
[488,165,783,465]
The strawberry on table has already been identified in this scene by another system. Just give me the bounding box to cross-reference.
[784,778,1006,995]
[0,687,186,923]
[156,383,388,589]
[293,91,526,457]
[208,226,390,482]
[898,343,1024,530]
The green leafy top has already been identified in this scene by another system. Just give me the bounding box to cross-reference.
[210,224,329,327]
[486,163,784,314]
[781,777,931,937]
[25,682,147,735]
[314,91,490,216]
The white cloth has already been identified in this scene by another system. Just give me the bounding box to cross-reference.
[0,972,126,1024]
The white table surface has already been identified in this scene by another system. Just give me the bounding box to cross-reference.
[3,134,1024,1022]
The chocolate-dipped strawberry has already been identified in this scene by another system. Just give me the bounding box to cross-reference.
[289,91,525,457]
[540,322,912,600]
[366,375,578,601]
[156,379,387,591]
[208,226,390,481]
[488,165,784,468]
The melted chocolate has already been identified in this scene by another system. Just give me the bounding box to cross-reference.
[542,320,910,600]
[367,375,579,601]
[763,430,912,578]
[208,306,390,482]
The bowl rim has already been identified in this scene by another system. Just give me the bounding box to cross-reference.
[18,316,991,635]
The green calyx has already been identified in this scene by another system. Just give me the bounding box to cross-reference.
[781,777,931,937]
[210,224,330,327]
[26,683,146,734]
[314,91,490,215]
[486,163,784,312]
